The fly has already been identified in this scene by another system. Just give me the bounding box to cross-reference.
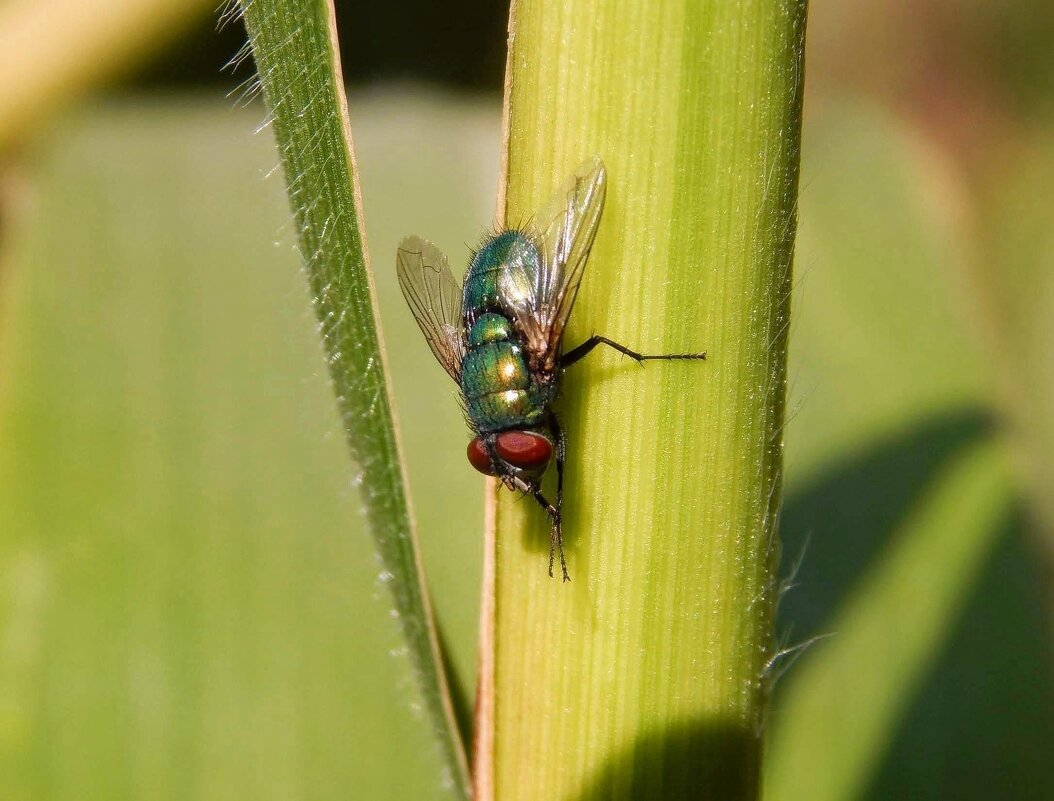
[396,157,706,581]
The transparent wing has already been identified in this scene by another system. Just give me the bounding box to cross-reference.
[396,235,465,382]
[501,157,607,372]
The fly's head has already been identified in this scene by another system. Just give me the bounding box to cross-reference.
[467,429,554,487]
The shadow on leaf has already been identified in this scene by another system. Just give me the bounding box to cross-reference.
[573,717,760,801]
[778,409,994,642]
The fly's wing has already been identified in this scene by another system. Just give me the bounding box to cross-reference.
[506,157,607,372]
[396,236,465,383]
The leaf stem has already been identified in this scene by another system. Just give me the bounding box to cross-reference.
[479,1,808,798]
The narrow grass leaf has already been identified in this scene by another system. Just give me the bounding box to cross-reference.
[236,0,469,793]
[0,101,461,801]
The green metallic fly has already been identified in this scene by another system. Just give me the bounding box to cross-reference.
[397,158,705,581]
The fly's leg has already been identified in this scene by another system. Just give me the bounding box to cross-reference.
[547,413,569,582]
[537,489,567,583]
[507,472,569,582]
[561,335,707,370]
[487,429,570,583]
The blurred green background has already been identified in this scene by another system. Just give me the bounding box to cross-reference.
[0,1,1051,799]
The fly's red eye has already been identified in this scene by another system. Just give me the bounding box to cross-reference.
[495,431,553,471]
[467,437,499,476]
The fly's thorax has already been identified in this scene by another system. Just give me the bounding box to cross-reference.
[462,230,540,319]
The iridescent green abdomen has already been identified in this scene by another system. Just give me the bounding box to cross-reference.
[460,234,555,434]
[460,343,535,432]
[460,314,555,433]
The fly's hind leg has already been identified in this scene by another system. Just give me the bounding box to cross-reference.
[561,335,707,370]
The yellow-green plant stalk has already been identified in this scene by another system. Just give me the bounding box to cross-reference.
[478,1,808,798]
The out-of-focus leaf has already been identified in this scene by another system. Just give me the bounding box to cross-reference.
[767,101,1052,801]
[766,440,1014,801]
[0,96,489,801]
[975,130,1054,551]
[785,100,987,483]
[0,0,214,148]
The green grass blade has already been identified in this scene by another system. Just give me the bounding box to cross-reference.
[236,1,469,793]
[481,2,808,798]
[765,441,1014,801]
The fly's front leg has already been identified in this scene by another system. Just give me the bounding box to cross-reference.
[547,413,569,581]
[561,335,707,370]
[486,438,525,496]
[538,489,568,583]
[507,473,569,582]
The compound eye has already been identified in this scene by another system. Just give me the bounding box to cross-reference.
[467,437,499,476]
[495,431,553,472]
